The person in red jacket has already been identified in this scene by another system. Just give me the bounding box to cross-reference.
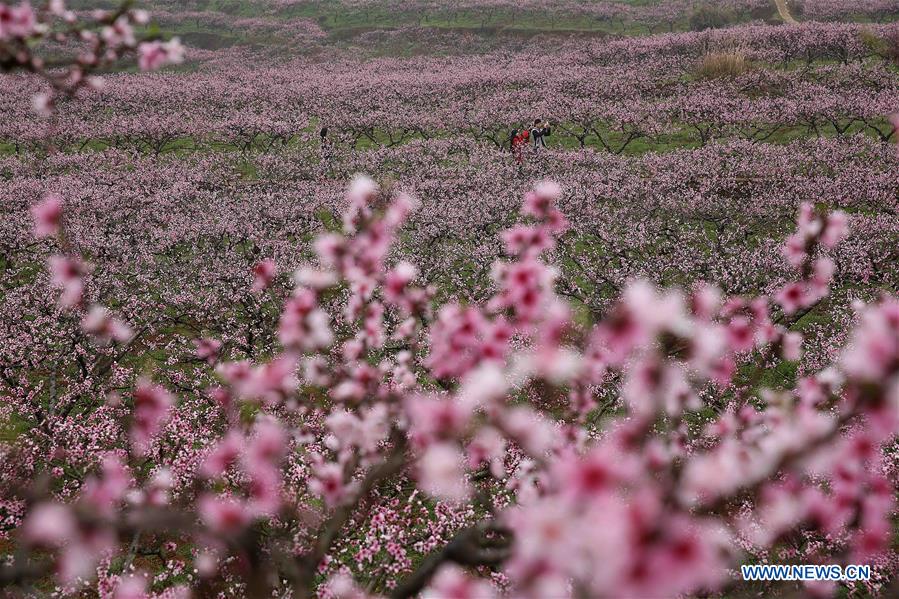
[511,129,529,165]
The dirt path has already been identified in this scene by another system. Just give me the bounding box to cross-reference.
[774,0,799,24]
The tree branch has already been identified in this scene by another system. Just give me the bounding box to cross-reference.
[390,521,512,599]
[294,430,409,594]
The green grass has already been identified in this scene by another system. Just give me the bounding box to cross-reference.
[0,413,30,442]
[127,0,792,45]
[4,113,890,160]
[74,0,899,50]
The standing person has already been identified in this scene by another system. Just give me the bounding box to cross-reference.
[319,126,332,179]
[531,119,551,149]
[508,128,519,152]
[320,126,329,150]
[512,129,529,165]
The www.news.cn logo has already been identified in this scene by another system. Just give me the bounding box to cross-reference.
[741,564,871,582]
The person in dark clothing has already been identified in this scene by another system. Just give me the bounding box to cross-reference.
[320,127,331,155]
[530,119,551,149]
[508,128,519,152]
[319,126,332,179]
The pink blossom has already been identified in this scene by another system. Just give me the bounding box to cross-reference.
[251,356,299,404]
[427,305,508,379]
[195,552,218,578]
[22,503,76,547]
[796,202,822,239]
[82,454,131,516]
[220,356,298,404]
[466,427,506,477]
[775,282,807,315]
[199,495,251,535]
[325,405,388,453]
[130,379,174,455]
[456,363,508,408]
[423,564,497,599]
[244,418,287,472]
[200,431,243,478]
[418,443,470,502]
[246,465,282,516]
[324,573,368,599]
[522,181,561,219]
[31,193,63,238]
[545,208,570,235]
[490,258,560,323]
[48,255,87,308]
[58,533,116,585]
[501,407,556,456]
[506,497,577,563]
[405,394,473,445]
[841,299,899,381]
[781,331,803,361]
[384,261,418,306]
[725,316,754,353]
[31,92,53,117]
[384,192,420,228]
[137,38,185,71]
[294,266,338,289]
[113,574,148,599]
[501,225,552,256]
[309,462,348,507]
[251,259,276,293]
[821,210,848,247]
[346,174,379,208]
[279,290,333,351]
[216,360,253,392]
[554,447,622,500]
[690,284,721,320]
[101,16,135,48]
[194,337,222,364]
[81,305,132,344]
[810,267,831,304]
[313,234,345,268]
[782,233,807,268]
[0,2,37,40]
[1,80,897,598]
